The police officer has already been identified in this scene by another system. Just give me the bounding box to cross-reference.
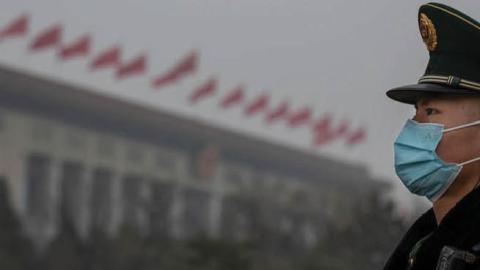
[384,2,480,270]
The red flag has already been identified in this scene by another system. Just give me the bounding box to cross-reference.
[189,77,217,103]
[312,114,335,146]
[346,127,367,146]
[116,54,147,79]
[90,46,121,70]
[245,94,269,116]
[59,34,90,60]
[312,114,333,132]
[29,24,62,51]
[197,145,219,180]
[313,131,336,146]
[220,85,244,109]
[334,120,350,136]
[288,107,312,127]
[312,116,356,146]
[0,14,28,40]
[152,51,198,88]
[265,101,289,123]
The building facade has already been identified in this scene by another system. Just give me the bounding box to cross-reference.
[0,65,383,249]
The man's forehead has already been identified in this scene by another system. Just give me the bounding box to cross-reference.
[414,93,443,106]
[415,94,480,107]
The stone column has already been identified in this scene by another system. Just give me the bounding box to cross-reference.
[207,165,225,238]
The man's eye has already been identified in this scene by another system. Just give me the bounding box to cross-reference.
[426,108,438,115]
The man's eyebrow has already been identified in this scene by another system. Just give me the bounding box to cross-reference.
[417,97,433,107]
[414,97,434,110]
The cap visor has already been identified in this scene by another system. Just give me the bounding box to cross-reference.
[386,83,480,104]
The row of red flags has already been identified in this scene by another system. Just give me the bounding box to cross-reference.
[0,14,366,147]
[0,14,197,84]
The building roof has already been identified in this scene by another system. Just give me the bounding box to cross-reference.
[0,64,375,188]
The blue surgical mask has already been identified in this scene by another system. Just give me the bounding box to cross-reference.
[394,119,480,201]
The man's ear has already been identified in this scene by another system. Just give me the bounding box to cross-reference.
[464,97,480,119]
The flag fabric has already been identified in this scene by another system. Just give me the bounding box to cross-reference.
[189,77,217,103]
[312,114,335,146]
[313,131,335,146]
[265,101,289,123]
[59,34,90,60]
[312,114,333,133]
[152,51,198,88]
[288,107,312,127]
[334,120,350,136]
[116,54,147,79]
[90,46,121,70]
[219,85,244,109]
[312,116,361,147]
[29,24,62,51]
[245,94,269,116]
[196,145,219,180]
[346,127,366,146]
[0,14,28,40]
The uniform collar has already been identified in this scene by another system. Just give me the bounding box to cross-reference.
[384,186,480,270]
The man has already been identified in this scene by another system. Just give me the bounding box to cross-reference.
[383,2,480,270]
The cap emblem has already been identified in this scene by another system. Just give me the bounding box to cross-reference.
[419,13,438,51]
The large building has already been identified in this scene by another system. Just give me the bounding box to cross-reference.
[0,65,383,249]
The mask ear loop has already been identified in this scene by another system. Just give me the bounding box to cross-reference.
[445,119,480,166]
[459,157,480,167]
[443,120,480,192]
[443,120,480,133]
[459,154,480,193]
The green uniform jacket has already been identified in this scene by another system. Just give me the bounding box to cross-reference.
[383,187,480,270]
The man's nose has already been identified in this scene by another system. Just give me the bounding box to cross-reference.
[412,111,426,123]
[412,112,419,121]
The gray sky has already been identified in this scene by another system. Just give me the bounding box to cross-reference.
[0,0,477,212]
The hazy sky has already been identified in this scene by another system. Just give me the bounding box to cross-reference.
[0,0,478,211]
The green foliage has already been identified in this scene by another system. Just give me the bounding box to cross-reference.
[39,226,86,270]
[301,192,406,270]
[0,176,406,270]
[106,231,254,270]
[0,177,34,270]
